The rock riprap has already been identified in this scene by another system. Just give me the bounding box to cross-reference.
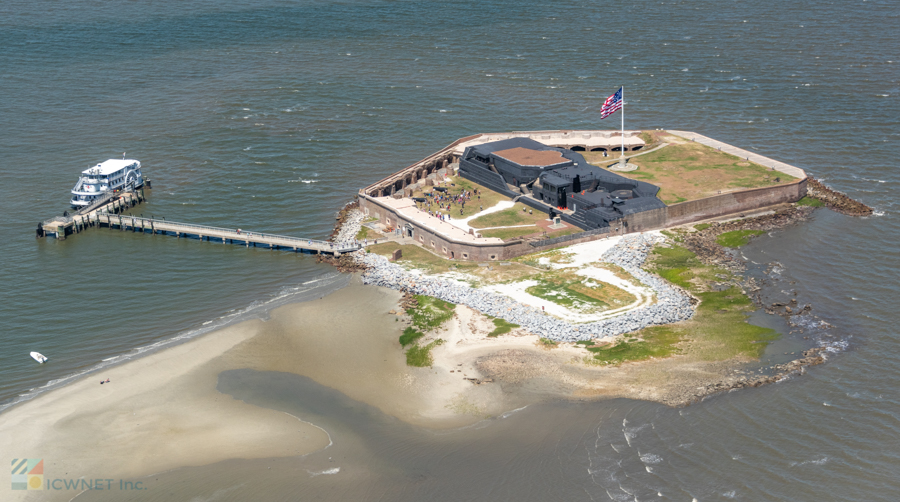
[332,208,364,248]
[354,234,695,342]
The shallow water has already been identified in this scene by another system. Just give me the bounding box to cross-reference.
[2,0,899,499]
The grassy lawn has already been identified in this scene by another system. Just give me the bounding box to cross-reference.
[716,229,765,248]
[356,226,369,240]
[367,243,478,274]
[367,242,537,284]
[411,176,511,220]
[469,203,548,228]
[479,226,540,240]
[579,326,683,365]
[584,136,797,204]
[525,269,637,312]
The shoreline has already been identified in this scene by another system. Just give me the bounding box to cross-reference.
[333,199,852,405]
[0,271,351,417]
[0,181,868,497]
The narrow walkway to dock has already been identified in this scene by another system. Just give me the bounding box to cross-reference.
[98,213,360,255]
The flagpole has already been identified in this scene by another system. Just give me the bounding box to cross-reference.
[620,85,625,159]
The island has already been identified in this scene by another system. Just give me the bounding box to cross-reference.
[325,129,870,409]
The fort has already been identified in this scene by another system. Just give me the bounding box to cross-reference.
[358,129,807,261]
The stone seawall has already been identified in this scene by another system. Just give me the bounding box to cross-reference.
[356,234,695,342]
[621,178,807,232]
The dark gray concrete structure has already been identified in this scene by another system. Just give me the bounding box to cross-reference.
[458,137,665,230]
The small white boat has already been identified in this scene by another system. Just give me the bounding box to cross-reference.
[30,352,48,364]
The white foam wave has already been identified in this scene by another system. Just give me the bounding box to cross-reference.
[307,467,340,476]
[639,453,663,464]
[790,456,828,467]
[499,405,528,419]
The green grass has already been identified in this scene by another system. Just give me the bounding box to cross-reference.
[487,317,520,337]
[647,245,702,289]
[585,137,798,204]
[584,326,684,365]
[355,226,369,240]
[538,337,558,348]
[660,229,684,243]
[399,295,455,366]
[599,243,781,365]
[716,229,765,248]
[399,327,423,347]
[406,339,445,367]
[795,196,825,207]
[469,204,548,228]
[694,223,712,231]
[689,288,780,360]
[368,243,479,274]
[413,176,509,220]
[406,295,456,333]
[524,269,637,312]
[479,226,539,240]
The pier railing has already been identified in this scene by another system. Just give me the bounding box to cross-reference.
[100,214,361,254]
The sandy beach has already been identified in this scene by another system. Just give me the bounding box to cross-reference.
[0,320,333,501]
[0,273,755,501]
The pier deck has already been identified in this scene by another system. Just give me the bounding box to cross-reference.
[95,214,359,255]
[39,188,356,256]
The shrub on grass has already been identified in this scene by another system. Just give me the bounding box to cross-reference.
[405,339,444,367]
[795,196,825,207]
[716,230,764,248]
[399,327,423,347]
[487,317,520,337]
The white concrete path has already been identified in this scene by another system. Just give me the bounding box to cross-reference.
[446,200,516,233]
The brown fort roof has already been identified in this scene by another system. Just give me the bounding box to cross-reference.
[492,147,568,167]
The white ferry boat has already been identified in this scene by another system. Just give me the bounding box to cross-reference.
[70,158,143,208]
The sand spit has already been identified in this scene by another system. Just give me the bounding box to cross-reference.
[0,321,331,502]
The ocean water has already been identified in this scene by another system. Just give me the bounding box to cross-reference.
[1,0,898,499]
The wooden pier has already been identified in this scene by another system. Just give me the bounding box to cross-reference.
[39,190,145,240]
[93,214,359,255]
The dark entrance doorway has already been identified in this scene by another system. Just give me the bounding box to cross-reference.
[556,186,567,207]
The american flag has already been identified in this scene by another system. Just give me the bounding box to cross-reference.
[600,87,623,119]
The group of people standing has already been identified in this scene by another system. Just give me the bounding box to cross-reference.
[417,186,482,221]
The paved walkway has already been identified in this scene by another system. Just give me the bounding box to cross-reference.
[667,130,806,178]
